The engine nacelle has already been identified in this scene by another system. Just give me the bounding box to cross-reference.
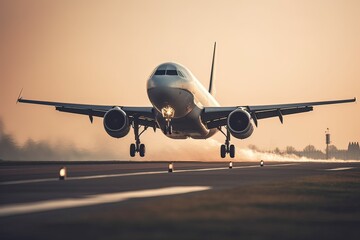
[227,109,254,139]
[103,107,130,138]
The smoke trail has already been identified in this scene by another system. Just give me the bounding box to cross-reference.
[146,137,359,163]
[1,117,356,162]
[237,145,359,163]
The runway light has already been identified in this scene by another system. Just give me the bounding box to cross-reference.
[168,163,174,173]
[229,161,233,169]
[59,167,67,180]
[260,160,264,167]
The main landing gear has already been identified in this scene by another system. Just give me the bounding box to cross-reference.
[218,127,235,158]
[130,119,147,157]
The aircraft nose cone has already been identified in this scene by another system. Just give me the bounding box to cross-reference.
[147,81,195,118]
[147,76,176,89]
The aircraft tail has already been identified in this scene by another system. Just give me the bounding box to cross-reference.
[208,42,216,95]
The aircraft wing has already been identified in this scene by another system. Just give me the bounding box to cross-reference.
[17,97,157,128]
[202,98,356,128]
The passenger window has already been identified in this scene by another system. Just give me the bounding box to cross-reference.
[166,70,178,76]
[154,70,166,75]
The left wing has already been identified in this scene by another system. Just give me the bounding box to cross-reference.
[202,98,356,128]
[17,97,157,128]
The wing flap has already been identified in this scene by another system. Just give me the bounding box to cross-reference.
[248,98,355,111]
[18,97,157,127]
[18,98,113,111]
[202,98,355,129]
[255,106,313,120]
[56,106,106,117]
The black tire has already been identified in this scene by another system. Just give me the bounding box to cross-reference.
[220,144,226,158]
[139,144,146,157]
[130,143,136,157]
[230,144,235,158]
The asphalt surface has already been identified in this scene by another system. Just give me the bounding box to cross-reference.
[1,161,360,239]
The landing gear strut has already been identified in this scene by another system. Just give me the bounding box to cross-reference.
[219,127,235,158]
[130,118,147,157]
[163,120,173,135]
[161,105,174,135]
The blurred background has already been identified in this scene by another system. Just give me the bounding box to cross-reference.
[0,0,359,160]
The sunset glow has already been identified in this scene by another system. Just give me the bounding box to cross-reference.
[0,0,359,160]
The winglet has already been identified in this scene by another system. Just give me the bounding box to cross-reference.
[208,42,216,95]
[16,88,23,104]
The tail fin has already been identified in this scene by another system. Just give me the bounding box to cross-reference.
[208,42,216,95]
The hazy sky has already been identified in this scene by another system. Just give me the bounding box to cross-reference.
[0,0,359,160]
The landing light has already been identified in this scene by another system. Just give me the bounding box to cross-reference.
[161,106,175,119]
[260,160,264,167]
[59,167,67,180]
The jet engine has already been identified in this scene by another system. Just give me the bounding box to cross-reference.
[227,109,254,139]
[103,107,130,138]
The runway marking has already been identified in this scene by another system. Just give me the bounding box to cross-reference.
[0,163,298,186]
[325,167,354,171]
[0,178,56,185]
[0,186,211,217]
[0,171,168,185]
[175,163,298,173]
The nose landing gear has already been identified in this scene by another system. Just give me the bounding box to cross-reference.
[219,127,235,158]
[164,120,173,135]
[161,105,174,135]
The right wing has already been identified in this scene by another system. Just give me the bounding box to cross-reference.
[17,97,157,128]
[202,98,356,128]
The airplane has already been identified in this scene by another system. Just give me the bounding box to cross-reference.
[17,43,356,158]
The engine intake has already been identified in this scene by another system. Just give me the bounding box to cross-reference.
[103,107,130,138]
[227,109,254,139]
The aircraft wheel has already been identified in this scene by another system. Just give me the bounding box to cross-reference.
[220,144,226,158]
[139,144,146,157]
[130,143,136,157]
[229,144,235,158]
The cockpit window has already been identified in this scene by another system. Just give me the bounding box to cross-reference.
[166,70,178,76]
[153,66,187,78]
[154,70,166,75]
[177,71,185,78]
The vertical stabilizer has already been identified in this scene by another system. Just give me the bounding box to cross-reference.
[208,42,216,95]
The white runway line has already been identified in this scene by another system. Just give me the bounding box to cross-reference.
[0,171,168,185]
[325,167,354,171]
[0,186,211,217]
[0,178,56,185]
[0,163,298,186]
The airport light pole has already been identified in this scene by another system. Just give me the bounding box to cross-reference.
[325,128,331,160]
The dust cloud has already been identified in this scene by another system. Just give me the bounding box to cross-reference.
[1,117,356,162]
[147,137,358,163]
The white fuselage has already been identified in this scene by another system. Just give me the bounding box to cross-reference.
[147,62,219,139]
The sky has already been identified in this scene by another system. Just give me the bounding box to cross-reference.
[0,0,359,160]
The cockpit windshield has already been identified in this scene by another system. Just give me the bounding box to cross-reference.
[154,70,165,75]
[152,63,187,79]
[154,69,186,78]
[166,70,178,75]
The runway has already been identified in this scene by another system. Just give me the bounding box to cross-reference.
[1,161,360,239]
